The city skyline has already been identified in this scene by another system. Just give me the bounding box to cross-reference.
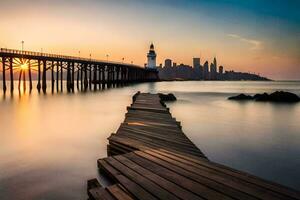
[0,0,299,80]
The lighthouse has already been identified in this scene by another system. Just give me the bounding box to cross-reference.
[147,43,157,69]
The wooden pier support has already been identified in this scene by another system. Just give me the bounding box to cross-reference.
[9,57,13,92]
[60,61,63,92]
[51,61,54,93]
[67,62,71,92]
[28,60,32,91]
[37,60,41,92]
[2,57,7,92]
[42,60,47,93]
[56,61,59,92]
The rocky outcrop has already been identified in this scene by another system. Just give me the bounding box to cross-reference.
[228,91,300,103]
[159,93,177,101]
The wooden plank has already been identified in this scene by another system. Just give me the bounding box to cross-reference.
[104,157,181,200]
[114,154,204,200]
[123,152,235,200]
[98,159,157,200]
[149,149,300,199]
[88,187,115,200]
[141,151,285,199]
[106,184,134,200]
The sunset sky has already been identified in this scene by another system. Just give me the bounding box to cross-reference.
[0,0,299,80]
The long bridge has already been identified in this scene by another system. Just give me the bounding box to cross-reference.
[0,48,158,93]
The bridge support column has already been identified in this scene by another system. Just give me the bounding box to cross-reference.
[60,61,63,92]
[93,65,97,91]
[51,61,54,93]
[80,64,83,91]
[89,64,92,90]
[102,67,106,89]
[42,60,47,93]
[56,61,59,92]
[71,62,75,92]
[84,64,88,91]
[67,62,71,92]
[9,57,13,92]
[37,60,41,92]
[2,57,7,92]
[28,60,32,91]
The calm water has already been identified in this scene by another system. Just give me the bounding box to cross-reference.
[0,81,300,199]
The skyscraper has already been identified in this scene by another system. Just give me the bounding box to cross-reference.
[210,62,217,80]
[213,57,217,72]
[164,59,172,68]
[203,61,209,80]
[193,58,200,68]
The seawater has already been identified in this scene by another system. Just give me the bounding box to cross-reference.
[0,81,299,199]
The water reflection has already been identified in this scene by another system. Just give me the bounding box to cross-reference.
[0,81,300,200]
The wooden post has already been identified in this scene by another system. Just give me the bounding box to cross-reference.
[84,64,88,91]
[18,70,22,90]
[101,67,105,89]
[2,57,7,92]
[107,67,111,88]
[28,60,32,91]
[9,57,13,92]
[80,64,83,91]
[71,62,75,92]
[98,65,102,89]
[37,60,41,92]
[60,61,63,92]
[77,63,80,91]
[66,61,71,92]
[51,61,54,93]
[42,60,47,93]
[89,64,92,90]
[56,61,59,92]
[22,68,26,91]
[93,64,97,91]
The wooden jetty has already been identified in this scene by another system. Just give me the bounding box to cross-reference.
[87,92,300,200]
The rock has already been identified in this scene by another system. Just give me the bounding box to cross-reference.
[159,93,177,101]
[228,94,253,100]
[267,91,300,102]
[229,91,300,103]
[253,93,270,101]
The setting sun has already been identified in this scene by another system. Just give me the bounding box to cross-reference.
[20,64,28,70]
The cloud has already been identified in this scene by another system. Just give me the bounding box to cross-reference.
[227,34,263,50]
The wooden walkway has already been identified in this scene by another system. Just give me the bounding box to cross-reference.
[87,92,300,200]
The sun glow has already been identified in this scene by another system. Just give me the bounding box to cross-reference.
[20,64,28,70]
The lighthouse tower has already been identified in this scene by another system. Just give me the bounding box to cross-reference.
[147,43,157,69]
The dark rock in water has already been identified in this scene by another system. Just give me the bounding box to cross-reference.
[228,94,253,100]
[159,93,177,101]
[266,91,300,102]
[253,93,270,101]
[229,91,300,103]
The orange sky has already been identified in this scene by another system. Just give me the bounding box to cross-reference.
[0,0,299,80]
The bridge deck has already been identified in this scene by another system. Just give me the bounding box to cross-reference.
[87,93,300,200]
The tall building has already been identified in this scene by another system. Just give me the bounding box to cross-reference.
[193,58,200,68]
[203,61,209,80]
[213,57,217,71]
[173,62,177,68]
[147,43,157,69]
[164,59,172,68]
[210,62,217,80]
[219,66,224,74]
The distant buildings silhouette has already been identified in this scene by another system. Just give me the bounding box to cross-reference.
[157,57,269,81]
